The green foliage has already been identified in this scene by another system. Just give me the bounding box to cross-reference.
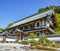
[38,8,45,13]
[52,44,58,48]
[7,23,13,28]
[38,5,60,13]
[0,28,4,31]
[29,40,37,45]
[29,33,36,39]
[39,36,51,44]
[29,40,35,43]
[21,40,29,45]
[49,6,60,13]
[54,13,60,34]
[22,36,60,48]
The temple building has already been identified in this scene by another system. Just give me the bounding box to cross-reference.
[6,9,57,40]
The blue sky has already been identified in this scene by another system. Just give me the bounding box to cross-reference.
[0,0,60,28]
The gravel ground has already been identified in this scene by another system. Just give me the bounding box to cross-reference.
[0,43,54,51]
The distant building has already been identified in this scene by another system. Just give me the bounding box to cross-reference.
[6,9,57,40]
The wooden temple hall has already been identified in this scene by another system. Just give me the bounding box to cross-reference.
[3,9,57,40]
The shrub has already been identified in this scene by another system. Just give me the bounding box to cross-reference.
[29,40,40,46]
[39,36,51,44]
[29,33,36,39]
[47,43,53,47]
[21,40,29,45]
[52,44,58,48]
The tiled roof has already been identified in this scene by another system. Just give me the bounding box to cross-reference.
[8,9,54,28]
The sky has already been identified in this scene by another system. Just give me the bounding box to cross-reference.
[0,0,60,29]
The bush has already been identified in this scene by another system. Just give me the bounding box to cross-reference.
[39,36,51,44]
[47,43,53,47]
[35,41,40,45]
[52,44,58,48]
[29,40,40,46]
[42,43,48,46]
[0,28,4,31]
[29,33,36,39]
[21,40,29,45]
[29,40,36,43]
